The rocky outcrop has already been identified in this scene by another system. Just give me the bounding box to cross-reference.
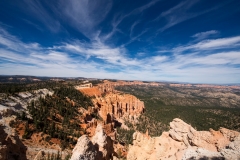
[70,135,98,160]
[0,88,54,114]
[0,125,27,160]
[127,118,240,160]
[79,81,145,124]
[94,94,144,123]
[91,124,114,159]
[70,124,115,160]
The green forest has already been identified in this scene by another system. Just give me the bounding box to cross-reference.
[7,82,94,150]
[116,85,240,137]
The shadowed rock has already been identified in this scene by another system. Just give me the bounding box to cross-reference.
[0,125,27,160]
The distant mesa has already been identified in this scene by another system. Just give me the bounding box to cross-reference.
[1,76,240,160]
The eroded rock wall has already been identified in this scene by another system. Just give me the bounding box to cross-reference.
[94,94,144,123]
[80,81,145,124]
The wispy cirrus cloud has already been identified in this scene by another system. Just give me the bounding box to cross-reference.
[59,0,113,39]
[122,28,149,47]
[0,26,240,83]
[112,0,160,28]
[173,36,240,52]
[61,40,146,67]
[192,30,219,41]
[22,0,61,33]
[156,0,219,32]
[103,0,160,41]
[22,19,44,32]
[189,51,240,65]
[0,27,42,52]
[130,20,141,37]
[194,36,240,49]
[157,0,201,31]
[21,0,112,39]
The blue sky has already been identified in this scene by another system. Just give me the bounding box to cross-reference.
[0,0,240,84]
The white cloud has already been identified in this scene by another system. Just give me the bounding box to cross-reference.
[59,0,112,39]
[21,0,112,39]
[199,51,240,64]
[156,0,218,32]
[0,26,240,84]
[172,51,240,66]
[22,0,61,33]
[103,0,159,41]
[157,0,200,31]
[173,36,240,52]
[30,51,70,63]
[62,41,126,65]
[130,20,141,37]
[0,28,42,52]
[194,36,240,49]
[192,30,219,40]
[123,29,149,47]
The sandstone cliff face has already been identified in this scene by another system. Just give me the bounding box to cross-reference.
[94,94,144,123]
[70,124,115,160]
[79,81,145,124]
[127,118,240,160]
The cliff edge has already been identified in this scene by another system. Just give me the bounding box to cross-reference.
[70,124,115,160]
[127,118,240,160]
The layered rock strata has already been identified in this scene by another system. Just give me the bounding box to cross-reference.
[79,81,145,124]
[127,118,240,160]
[94,94,144,123]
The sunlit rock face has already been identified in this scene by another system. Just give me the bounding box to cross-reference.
[70,124,115,160]
[70,135,98,160]
[79,80,145,124]
[94,93,144,123]
[127,118,240,160]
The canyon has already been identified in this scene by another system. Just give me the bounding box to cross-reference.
[0,80,146,159]
[0,78,240,159]
[78,80,145,145]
